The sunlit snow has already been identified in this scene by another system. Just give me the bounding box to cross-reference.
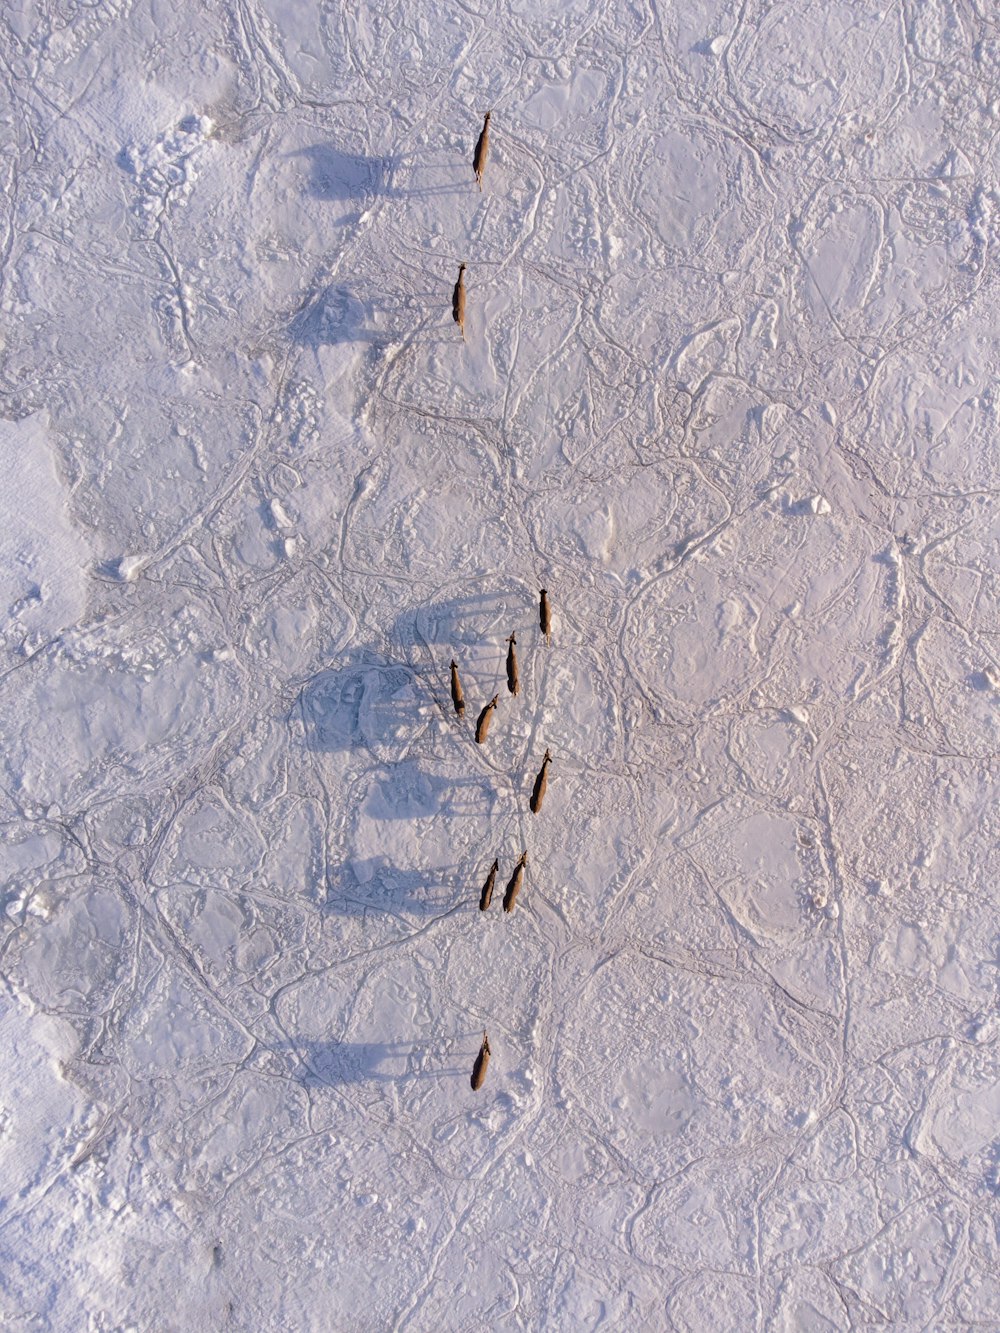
[1,1,997,1328]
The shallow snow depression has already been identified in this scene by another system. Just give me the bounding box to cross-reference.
[1,0,998,1328]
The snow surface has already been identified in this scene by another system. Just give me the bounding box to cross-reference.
[1,0,998,1328]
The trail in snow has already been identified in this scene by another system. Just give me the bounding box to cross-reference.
[0,1,998,1329]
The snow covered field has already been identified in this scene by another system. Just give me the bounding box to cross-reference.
[1,0,998,1327]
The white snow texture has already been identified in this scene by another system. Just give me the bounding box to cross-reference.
[0,1,998,1329]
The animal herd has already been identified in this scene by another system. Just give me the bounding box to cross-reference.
[458,585,553,1092]
[450,111,492,340]
[395,112,543,1092]
[453,588,553,887]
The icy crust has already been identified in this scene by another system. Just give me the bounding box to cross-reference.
[1,0,999,1328]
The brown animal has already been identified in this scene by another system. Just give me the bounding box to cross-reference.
[506,632,519,696]
[452,262,466,339]
[479,858,499,911]
[539,588,551,641]
[503,851,528,913]
[471,1030,491,1090]
[473,111,491,190]
[450,659,465,717]
[529,748,551,814]
[475,694,498,743]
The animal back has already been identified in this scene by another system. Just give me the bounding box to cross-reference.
[530,758,549,814]
[506,637,519,695]
[473,120,490,185]
[471,1035,491,1090]
[475,697,496,743]
[450,661,465,716]
[479,860,498,911]
[503,857,527,912]
[452,273,466,327]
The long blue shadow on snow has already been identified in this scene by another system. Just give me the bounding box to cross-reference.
[286,1040,406,1085]
[298,593,517,752]
[292,145,387,202]
[287,278,461,349]
[280,1039,468,1087]
[295,143,470,203]
[298,654,427,754]
[322,856,470,918]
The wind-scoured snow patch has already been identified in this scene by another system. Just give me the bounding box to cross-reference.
[104,553,148,582]
[782,492,832,516]
[119,114,214,235]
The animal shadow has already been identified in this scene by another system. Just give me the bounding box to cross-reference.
[287,1037,468,1087]
[289,283,380,348]
[288,280,440,349]
[362,763,489,821]
[294,145,388,202]
[293,1039,407,1085]
[968,669,996,693]
[390,589,519,657]
[388,589,538,715]
[299,654,430,755]
[325,856,460,917]
[296,593,534,753]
